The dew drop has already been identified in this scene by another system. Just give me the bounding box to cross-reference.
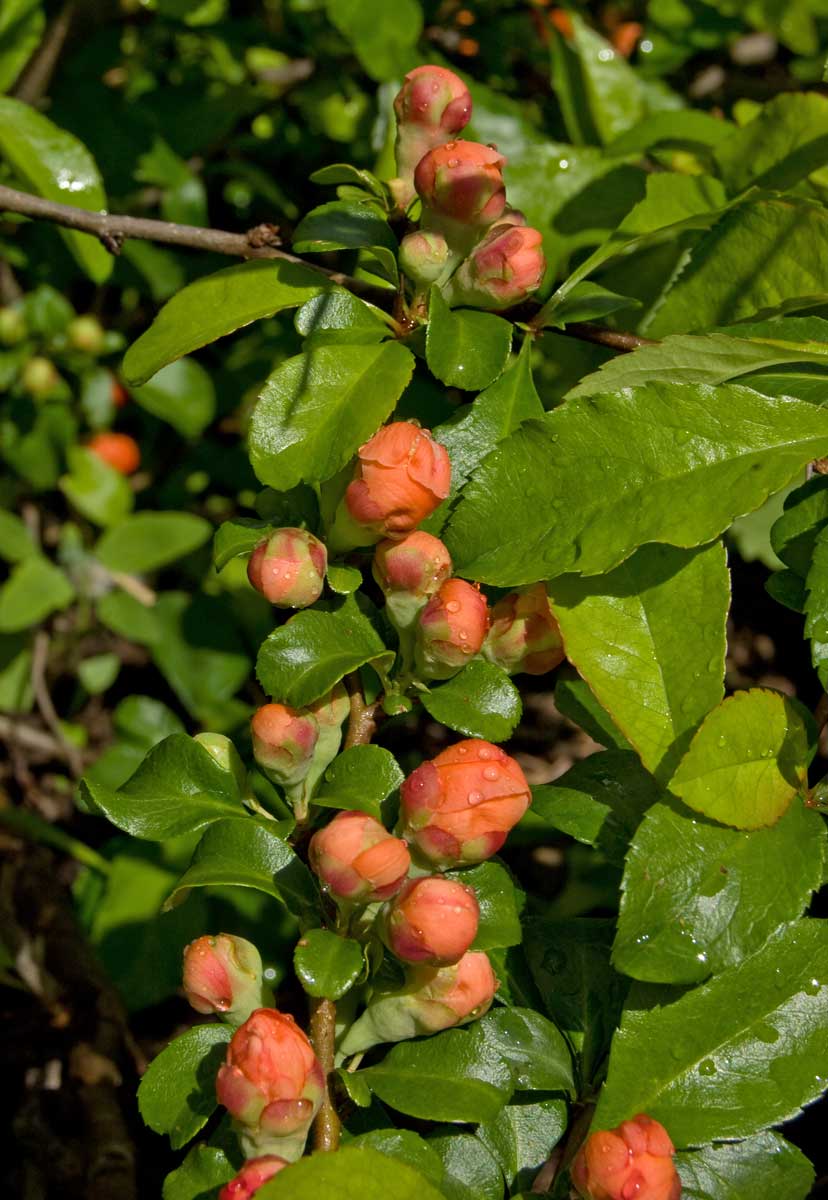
[482,767,499,781]
[755,1023,780,1044]
[446,600,461,613]
[804,978,821,996]
[457,746,468,755]
[478,747,493,760]
[698,1058,716,1076]
[447,158,460,169]
[468,790,484,805]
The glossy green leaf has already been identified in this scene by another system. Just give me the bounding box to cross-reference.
[541,280,640,329]
[257,1146,445,1200]
[446,384,828,584]
[295,289,390,344]
[80,734,245,839]
[446,861,523,952]
[327,563,363,594]
[0,0,44,93]
[249,342,414,490]
[553,672,632,750]
[549,542,727,782]
[122,259,328,386]
[421,660,523,742]
[166,818,317,913]
[78,652,120,695]
[426,288,512,392]
[0,509,36,562]
[162,1145,235,1200]
[95,513,212,574]
[294,928,363,999]
[324,0,423,82]
[715,93,828,195]
[676,1132,814,1200]
[313,744,404,818]
[562,14,645,144]
[426,1130,503,1200]
[804,524,828,689]
[348,1131,445,1188]
[256,597,392,707]
[477,1097,567,1195]
[132,357,216,438]
[59,446,134,527]
[595,920,828,1145]
[772,475,828,577]
[478,1007,574,1093]
[0,97,111,281]
[0,556,75,632]
[607,111,733,157]
[213,517,273,571]
[137,1024,232,1149]
[292,201,398,284]
[669,689,810,829]
[614,800,826,983]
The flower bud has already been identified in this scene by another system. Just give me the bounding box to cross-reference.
[415,578,489,680]
[339,950,497,1054]
[247,528,327,609]
[251,703,319,789]
[483,583,564,675]
[373,531,452,633]
[443,223,546,311]
[68,314,105,355]
[309,810,411,904]
[87,432,141,475]
[0,305,26,346]
[384,876,479,966]
[571,1114,681,1200]
[415,141,507,229]
[391,66,472,209]
[216,1008,325,1160]
[399,231,450,287]
[401,739,531,866]
[182,934,264,1024]
[330,423,451,551]
[21,355,60,399]
[219,1156,288,1200]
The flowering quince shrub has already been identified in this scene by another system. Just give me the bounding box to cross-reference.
[9,4,828,1197]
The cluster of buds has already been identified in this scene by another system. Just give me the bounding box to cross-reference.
[247,527,327,609]
[572,1114,682,1200]
[392,65,546,310]
[250,684,349,818]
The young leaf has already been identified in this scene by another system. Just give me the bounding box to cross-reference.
[137,1024,232,1149]
[614,800,826,983]
[668,689,810,829]
[421,660,523,742]
[256,1145,445,1200]
[595,920,828,1145]
[426,288,512,392]
[676,1131,814,1200]
[294,929,363,999]
[162,1145,235,1200]
[446,384,828,584]
[292,201,398,284]
[313,744,404,818]
[132,357,216,438]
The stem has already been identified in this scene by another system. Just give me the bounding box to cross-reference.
[309,997,341,1152]
[343,674,381,750]
[552,322,657,353]
[31,629,84,777]
[531,1101,596,1195]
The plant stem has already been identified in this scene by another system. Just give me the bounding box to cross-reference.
[552,322,657,353]
[343,674,381,750]
[309,997,341,1152]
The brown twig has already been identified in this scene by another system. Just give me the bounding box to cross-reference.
[343,674,381,750]
[12,1,75,105]
[309,997,341,1152]
[31,630,84,777]
[554,322,657,353]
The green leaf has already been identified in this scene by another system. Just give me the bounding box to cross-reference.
[137,1024,232,1149]
[213,517,273,571]
[59,446,134,528]
[766,568,806,614]
[249,342,414,490]
[327,563,363,594]
[80,734,246,839]
[478,1007,574,1093]
[426,1130,504,1200]
[0,633,33,713]
[132,358,216,438]
[541,280,640,329]
[162,1145,235,1200]
[446,861,523,952]
[421,660,522,742]
[295,289,390,344]
[477,1097,567,1195]
[348,1131,445,1188]
[594,920,828,1145]
[606,111,733,157]
[669,689,810,829]
[324,0,423,82]
[524,750,664,861]
[646,199,828,336]
[292,201,398,285]
[445,384,828,584]
[560,14,645,145]
[0,97,111,282]
[0,509,36,562]
[772,475,828,577]
[553,672,632,750]
[715,92,828,195]
[549,542,727,782]
[258,1146,445,1200]
[0,556,75,632]
[78,652,120,695]
[95,513,212,574]
[361,1023,514,1123]
[805,524,828,688]
[122,259,328,386]
[313,745,404,818]
[294,929,363,999]
[676,1131,815,1200]
[257,597,392,707]
[0,0,44,94]
[614,799,826,984]
[426,288,512,392]
[167,818,317,913]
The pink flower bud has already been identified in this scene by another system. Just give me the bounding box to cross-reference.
[251,704,319,788]
[571,1115,681,1200]
[384,876,479,965]
[392,67,472,209]
[399,231,450,286]
[340,423,451,545]
[339,950,497,1054]
[374,532,452,599]
[444,223,546,311]
[415,141,507,228]
[309,810,411,904]
[401,739,531,866]
[415,578,489,679]
[183,935,264,1024]
[483,583,564,675]
[247,528,327,609]
[219,1156,288,1200]
[216,1009,324,1159]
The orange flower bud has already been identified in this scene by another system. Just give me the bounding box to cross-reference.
[416,578,489,679]
[444,223,546,310]
[219,1156,288,1200]
[384,876,479,965]
[309,810,411,904]
[399,230,450,286]
[391,66,472,209]
[247,528,327,609]
[250,703,319,788]
[484,582,565,675]
[415,141,507,228]
[374,532,453,600]
[571,1114,682,1200]
[87,432,141,475]
[401,739,531,866]
[182,934,264,1024]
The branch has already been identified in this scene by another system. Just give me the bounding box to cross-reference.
[309,997,341,1152]
[554,321,657,353]
[31,629,85,777]
[12,1,75,106]
[344,673,381,750]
